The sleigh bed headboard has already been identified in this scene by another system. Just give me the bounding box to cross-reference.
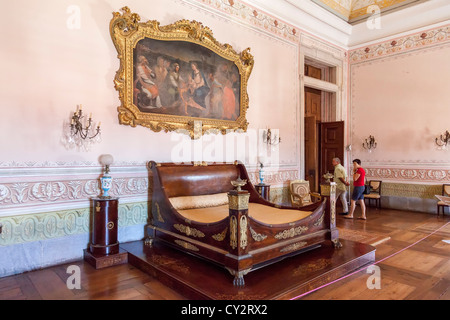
[148,161,246,198]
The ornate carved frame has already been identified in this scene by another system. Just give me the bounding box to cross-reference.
[109,7,254,139]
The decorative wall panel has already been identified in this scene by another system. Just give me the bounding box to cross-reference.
[0,163,149,217]
[350,26,449,63]
[0,202,148,246]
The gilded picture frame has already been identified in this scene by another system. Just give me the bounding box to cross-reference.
[110,7,254,139]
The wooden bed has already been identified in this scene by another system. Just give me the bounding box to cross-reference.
[146,161,341,286]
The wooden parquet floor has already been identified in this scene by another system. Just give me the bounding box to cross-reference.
[1,207,449,300]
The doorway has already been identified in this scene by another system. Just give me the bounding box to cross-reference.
[301,51,345,193]
[304,85,344,192]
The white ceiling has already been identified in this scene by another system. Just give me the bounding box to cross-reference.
[243,0,450,48]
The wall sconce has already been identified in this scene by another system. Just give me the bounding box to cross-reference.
[362,135,377,152]
[435,130,450,150]
[262,128,281,146]
[67,104,101,151]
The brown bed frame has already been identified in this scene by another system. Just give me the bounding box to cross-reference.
[146,161,341,286]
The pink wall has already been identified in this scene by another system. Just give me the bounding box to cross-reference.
[2,0,344,225]
[349,27,450,184]
[0,0,301,175]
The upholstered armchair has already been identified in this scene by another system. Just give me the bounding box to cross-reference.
[437,184,450,216]
[364,180,382,209]
[290,179,321,207]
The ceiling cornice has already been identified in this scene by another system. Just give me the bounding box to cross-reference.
[348,0,450,47]
[242,0,450,49]
[243,0,351,48]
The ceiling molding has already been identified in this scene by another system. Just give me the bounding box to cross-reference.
[242,0,450,48]
[243,0,351,48]
[348,0,450,47]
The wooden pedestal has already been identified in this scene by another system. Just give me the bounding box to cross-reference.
[84,248,128,269]
[255,183,270,201]
[84,197,127,269]
[121,239,375,300]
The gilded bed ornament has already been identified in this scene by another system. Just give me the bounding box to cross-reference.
[250,227,267,241]
[154,202,164,223]
[228,194,250,210]
[331,198,336,226]
[174,224,205,238]
[274,226,308,240]
[280,241,307,253]
[313,213,324,227]
[330,183,337,227]
[240,215,248,249]
[212,227,228,241]
[174,240,199,252]
[193,161,208,166]
[230,216,237,249]
[230,177,247,192]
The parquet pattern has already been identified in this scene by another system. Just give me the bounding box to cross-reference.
[0,208,449,300]
[304,208,450,300]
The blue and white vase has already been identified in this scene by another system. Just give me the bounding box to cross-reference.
[259,165,265,184]
[100,174,112,198]
[98,154,114,198]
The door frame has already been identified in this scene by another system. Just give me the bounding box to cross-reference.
[299,44,347,181]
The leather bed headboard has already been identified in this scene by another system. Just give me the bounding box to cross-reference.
[152,162,241,198]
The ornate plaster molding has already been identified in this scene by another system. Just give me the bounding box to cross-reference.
[0,162,297,217]
[182,0,299,43]
[366,166,450,184]
[0,176,149,215]
[349,25,450,64]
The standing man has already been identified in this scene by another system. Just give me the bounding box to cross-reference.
[332,158,350,215]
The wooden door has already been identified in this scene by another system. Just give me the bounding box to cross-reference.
[320,121,344,179]
[305,116,318,192]
[304,87,321,192]
[305,64,322,80]
[305,87,321,121]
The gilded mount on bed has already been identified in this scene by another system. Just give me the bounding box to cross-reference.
[110,7,254,139]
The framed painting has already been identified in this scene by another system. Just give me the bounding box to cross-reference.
[110,7,254,139]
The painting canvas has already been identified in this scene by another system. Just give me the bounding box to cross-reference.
[134,38,241,121]
[110,7,254,138]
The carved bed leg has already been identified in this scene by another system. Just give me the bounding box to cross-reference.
[234,274,245,287]
[227,268,251,287]
[144,237,154,247]
[145,225,156,247]
[332,239,342,249]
